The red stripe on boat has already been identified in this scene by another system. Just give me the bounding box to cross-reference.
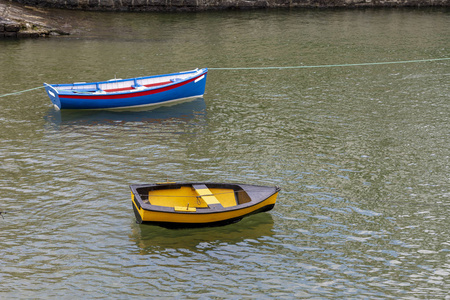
[59,74,205,100]
[103,87,133,93]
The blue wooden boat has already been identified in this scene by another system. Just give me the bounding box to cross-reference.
[43,68,207,110]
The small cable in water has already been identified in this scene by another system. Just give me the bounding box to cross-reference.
[0,86,44,98]
[0,208,26,219]
[209,57,450,70]
[0,202,71,220]
[0,58,448,97]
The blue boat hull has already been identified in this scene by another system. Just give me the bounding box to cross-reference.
[44,68,207,110]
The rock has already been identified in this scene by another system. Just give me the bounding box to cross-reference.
[2,0,449,13]
[5,22,20,32]
[0,0,71,38]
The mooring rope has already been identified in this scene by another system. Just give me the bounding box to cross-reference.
[0,202,71,220]
[208,57,450,70]
[0,207,35,219]
[0,57,448,98]
[0,86,44,98]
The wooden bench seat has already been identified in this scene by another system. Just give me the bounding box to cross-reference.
[102,81,173,93]
[192,184,223,209]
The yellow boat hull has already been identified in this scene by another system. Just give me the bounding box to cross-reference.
[130,182,280,228]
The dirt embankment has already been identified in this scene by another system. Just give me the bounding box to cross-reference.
[0,0,70,37]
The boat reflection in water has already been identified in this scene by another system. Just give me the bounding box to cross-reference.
[44,97,207,128]
[130,213,274,252]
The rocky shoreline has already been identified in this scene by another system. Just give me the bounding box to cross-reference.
[0,0,70,38]
[9,0,450,11]
[1,0,449,38]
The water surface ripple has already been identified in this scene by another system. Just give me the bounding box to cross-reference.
[1,8,449,298]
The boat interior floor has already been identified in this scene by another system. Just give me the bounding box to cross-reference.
[145,185,245,211]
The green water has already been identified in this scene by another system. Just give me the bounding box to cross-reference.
[1,8,449,298]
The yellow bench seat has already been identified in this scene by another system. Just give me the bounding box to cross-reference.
[193,184,223,209]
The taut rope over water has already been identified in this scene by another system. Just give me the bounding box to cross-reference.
[0,86,44,98]
[0,57,448,98]
[208,57,450,70]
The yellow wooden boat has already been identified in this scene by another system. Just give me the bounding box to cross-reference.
[129,182,280,228]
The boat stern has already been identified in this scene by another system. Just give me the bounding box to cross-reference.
[43,83,61,110]
[131,191,144,224]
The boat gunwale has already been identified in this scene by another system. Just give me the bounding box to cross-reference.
[45,68,207,97]
[45,68,208,91]
[129,182,280,215]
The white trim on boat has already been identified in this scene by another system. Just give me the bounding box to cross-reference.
[195,75,205,83]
